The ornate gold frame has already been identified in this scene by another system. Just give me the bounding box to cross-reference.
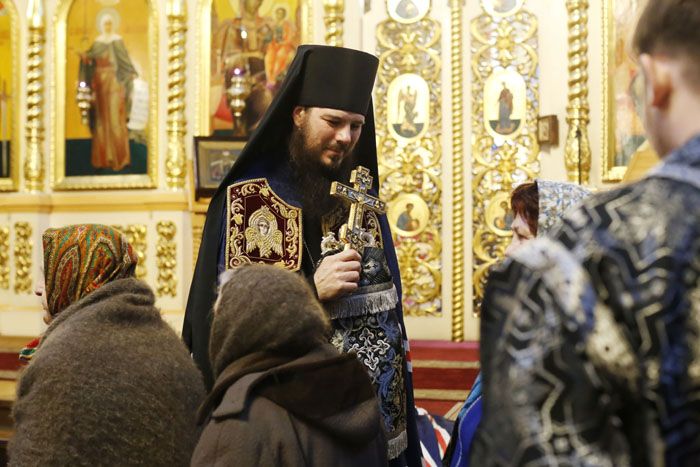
[195,0,314,137]
[0,0,20,192]
[51,0,159,190]
[601,0,627,182]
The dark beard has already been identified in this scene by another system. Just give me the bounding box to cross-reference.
[289,125,358,222]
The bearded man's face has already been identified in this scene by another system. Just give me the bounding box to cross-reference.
[289,106,364,219]
[291,106,363,171]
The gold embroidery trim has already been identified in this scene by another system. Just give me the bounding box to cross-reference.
[226,178,302,272]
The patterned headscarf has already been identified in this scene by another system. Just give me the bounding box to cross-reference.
[43,224,138,317]
[535,180,592,235]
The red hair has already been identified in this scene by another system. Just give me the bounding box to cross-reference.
[510,182,538,236]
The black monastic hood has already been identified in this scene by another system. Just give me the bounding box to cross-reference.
[213,44,380,197]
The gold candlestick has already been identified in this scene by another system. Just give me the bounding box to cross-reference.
[226,69,251,137]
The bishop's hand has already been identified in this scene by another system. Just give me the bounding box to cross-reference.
[314,249,362,301]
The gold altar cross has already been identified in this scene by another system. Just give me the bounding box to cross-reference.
[330,166,386,251]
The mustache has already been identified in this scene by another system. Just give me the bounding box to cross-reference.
[326,142,349,152]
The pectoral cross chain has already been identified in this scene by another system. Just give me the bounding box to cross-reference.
[330,166,386,251]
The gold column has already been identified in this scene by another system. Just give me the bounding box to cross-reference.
[564,0,591,184]
[156,221,177,297]
[166,0,187,189]
[0,226,9,289]
[13,222,32,294]
[323,0,344,46]
[24,0,45,192]
[450,0,465,341]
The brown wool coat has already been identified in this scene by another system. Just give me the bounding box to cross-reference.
[9,278,206,467]
[191,344,388,467]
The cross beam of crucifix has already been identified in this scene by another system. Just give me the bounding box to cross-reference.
[330,165,386,251]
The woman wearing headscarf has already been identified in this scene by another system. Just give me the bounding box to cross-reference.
[192,263,388,466]
[9,224,205,467]
[442,180,591,467]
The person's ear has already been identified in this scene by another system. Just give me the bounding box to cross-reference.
[292,106,306,128]
[639,53,672,109]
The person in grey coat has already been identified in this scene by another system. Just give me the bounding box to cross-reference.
[9,224,206,467]
[192,263,388,466]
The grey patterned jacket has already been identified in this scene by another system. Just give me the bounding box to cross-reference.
[472,134,700,467]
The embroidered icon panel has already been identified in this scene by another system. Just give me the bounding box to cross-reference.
[226,178,302,271]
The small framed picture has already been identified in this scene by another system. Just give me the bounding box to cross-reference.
[193,136,246,199]
[537,115,559,146]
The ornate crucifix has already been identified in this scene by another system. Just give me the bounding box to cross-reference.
[330,165,386,251]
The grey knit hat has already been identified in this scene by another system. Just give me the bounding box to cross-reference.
[209,264,331,378]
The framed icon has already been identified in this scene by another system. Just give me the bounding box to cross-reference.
[197,0,312,138]
[537,115,559,145]
[388,193,430,237]
[0,0,19,191]
[483,0,524,17]
[484,69,527,140]
[602,0,655,181]
[53,0,158,190]
[387,0,430,24]
[193,136,245,199]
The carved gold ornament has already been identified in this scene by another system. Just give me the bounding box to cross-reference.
[471,0,539,314]
[376,1,442,317]
[112,224,147,281]
[156,221,177,297]
[0,226,9,289]
[13,221,32,293]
